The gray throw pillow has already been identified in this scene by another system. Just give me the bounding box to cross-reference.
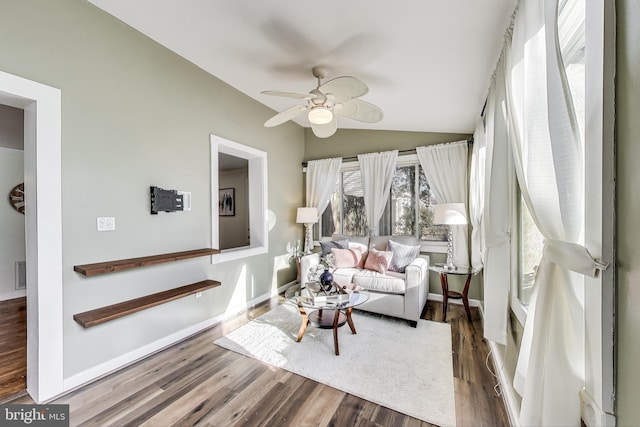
[387,239,421,273]
[320,239,349,256]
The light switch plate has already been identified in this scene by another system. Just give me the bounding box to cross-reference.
[178,191,191,211]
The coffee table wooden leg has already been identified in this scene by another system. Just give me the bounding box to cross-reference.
[296,304,308,342]
[333,309,340,355]
[346,307,357,334]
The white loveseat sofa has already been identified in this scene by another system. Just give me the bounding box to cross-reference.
[300,234,429,327]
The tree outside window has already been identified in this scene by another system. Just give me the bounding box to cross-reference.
[319,163,448,241]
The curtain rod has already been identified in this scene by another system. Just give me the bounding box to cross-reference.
[301,137,473,167]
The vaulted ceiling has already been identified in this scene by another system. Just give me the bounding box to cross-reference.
[88,0,516,134]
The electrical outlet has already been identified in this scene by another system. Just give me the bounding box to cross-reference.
[97,217,116,231]
[195,292,203,299]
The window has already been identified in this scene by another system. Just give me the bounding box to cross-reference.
[517,195,544,306]
[512,0,585,315]
[211,135,268,263]
[319,157,448,247]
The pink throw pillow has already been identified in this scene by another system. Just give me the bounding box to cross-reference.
[363,247,393,274]
[331,247,363,269]
[348,242,369,268]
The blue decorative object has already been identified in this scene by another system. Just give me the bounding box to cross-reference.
[320,269,333,289]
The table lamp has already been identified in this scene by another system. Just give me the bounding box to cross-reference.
[433,203,467,270]
[296,207,318,255]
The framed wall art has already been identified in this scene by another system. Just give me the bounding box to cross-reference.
[219,188,235,216]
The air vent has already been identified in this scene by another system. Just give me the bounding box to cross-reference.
[15,261,26,290]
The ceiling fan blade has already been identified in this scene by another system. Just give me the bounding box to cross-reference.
[264,105,307,127]
[261,90,314,100]
[337,99,383,123]
[310,115,338,138]
[318,76,368,103]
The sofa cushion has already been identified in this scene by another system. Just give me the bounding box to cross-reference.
[333,235,369,247]
[387,239,421,273]
[363,247,393,274]
[330,268,359,287]
[352,269,406,294]
[331,247,363,269]
[368,236,391,251]
[320,239,349,256]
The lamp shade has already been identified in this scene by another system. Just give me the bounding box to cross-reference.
[433,203,467,225]
[296,207,318,224]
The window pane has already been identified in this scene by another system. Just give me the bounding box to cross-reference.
[320,176,340,238]
[390,166,416,235]
[341,170,367,236]
[519,196,544,306]
[418,167,449,241]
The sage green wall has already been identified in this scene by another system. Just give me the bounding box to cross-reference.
[304,128,470,161]
[0,0,304,378]
[304,128,480,299]
[615,0,640,423]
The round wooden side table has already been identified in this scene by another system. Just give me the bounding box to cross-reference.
[429,265,482,322]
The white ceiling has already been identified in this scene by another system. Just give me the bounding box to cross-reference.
[88,0,516,134]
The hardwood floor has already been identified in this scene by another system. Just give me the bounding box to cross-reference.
[0,297,26,400]
[2,297,509,426]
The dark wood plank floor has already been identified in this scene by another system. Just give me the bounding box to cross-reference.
[0,297,26,400]
[2,297,509,426]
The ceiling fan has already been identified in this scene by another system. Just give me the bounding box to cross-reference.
[262,66,383,138]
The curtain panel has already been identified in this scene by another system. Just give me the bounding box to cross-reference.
[357,150,398,236]
[305,157,342,216]
[482,56,513,346]
[469,117,487,271]
[417,141,470,268]
[504,0,604,425]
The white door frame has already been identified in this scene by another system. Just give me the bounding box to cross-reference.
[0,71,63,402]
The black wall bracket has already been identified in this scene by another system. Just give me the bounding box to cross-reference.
[150,186,183,214]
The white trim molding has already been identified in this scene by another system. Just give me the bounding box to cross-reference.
[64,286,285,398]
[427,292,482,309]
[210,135,268,263]
[0,70,63,403]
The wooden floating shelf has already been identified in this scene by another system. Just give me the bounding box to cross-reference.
[73,280,221,328]
[73,248,220,277]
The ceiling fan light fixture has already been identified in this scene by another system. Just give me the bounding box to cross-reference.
[308,106,333,125]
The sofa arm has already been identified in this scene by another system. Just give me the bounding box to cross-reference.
[403,255,430,321]
[300,253,321,288]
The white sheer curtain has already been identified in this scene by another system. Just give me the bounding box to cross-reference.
[482,57,513,345]
[417,141,470,268]
[305,157,342,216]
[505,0,605,424]
[469,118,486,270]
[357,150,398,236]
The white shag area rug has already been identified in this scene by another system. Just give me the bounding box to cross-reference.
[214,302,456,427]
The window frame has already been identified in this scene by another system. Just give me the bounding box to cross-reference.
[317,154,448,254]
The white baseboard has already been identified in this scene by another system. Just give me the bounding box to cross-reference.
[427,292,482,308]
[62,285,292,397]
[0,290,26,301]
[488,339,520,427]
[580,388,616,427]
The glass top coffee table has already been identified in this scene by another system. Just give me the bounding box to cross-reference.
[285,282,369,355]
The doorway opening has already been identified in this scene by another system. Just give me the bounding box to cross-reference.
[0,104,26,399]
[0,70,63,403]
